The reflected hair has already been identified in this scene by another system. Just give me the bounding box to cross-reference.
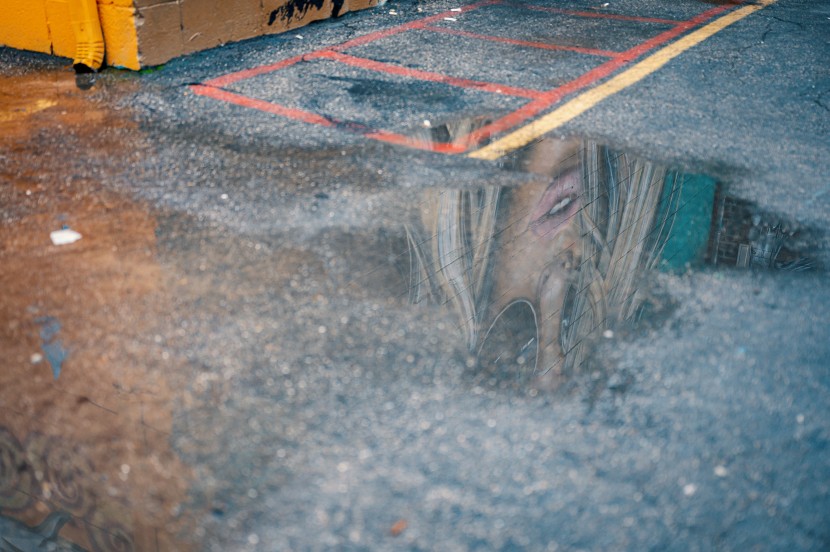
[561,143,677,373]
[407,132,679,376]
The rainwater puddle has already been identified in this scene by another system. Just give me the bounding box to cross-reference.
[2,65,826,552]
[288,123,822,390]
[1,65,194,551]
[154,124,826,550]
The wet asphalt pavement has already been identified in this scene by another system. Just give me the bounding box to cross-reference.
[2,0,830,550]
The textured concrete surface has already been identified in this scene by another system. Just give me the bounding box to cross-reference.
[1,0,829,550]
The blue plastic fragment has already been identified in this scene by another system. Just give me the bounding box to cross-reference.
[42,341,67,379]
[34,316,68,380]
[36,316,61,341]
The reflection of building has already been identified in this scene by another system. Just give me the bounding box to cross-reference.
[708,192,815,271]
[0,71,195,551]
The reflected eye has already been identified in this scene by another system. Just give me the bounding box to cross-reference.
[547,196,573,217]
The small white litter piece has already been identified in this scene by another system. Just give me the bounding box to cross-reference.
[50,228,82,246]
[450,7,462,11]
[443,17,457,21]
[389,9,398,14]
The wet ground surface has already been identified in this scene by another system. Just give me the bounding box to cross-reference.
[2,0,830,550]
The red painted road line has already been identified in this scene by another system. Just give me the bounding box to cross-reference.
[191,85,335,126]
[194,0,741,154]
[463,3,736,146]
[316,50,546,99]
[367,132,470,154]
[519,5,681,26]
[200,0,502,89]
[421,25,618,57]
[202,54,308,88]
[191,84,468,154]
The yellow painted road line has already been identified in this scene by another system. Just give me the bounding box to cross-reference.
[469,0,777,161]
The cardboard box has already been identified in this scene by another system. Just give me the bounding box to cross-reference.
[0,0,380,69]
[138,0,379,66]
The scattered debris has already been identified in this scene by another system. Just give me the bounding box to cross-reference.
[443,17,457,22]
[49,228,82,246]
[389,9,397,15]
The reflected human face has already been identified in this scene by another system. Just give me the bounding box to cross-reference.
[488,138,583,381]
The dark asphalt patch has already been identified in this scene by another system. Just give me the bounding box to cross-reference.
[225,56,526,134]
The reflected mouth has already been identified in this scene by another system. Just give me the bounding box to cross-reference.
[528,167,581,240]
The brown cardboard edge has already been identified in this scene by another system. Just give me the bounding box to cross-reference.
[135,0,380,68]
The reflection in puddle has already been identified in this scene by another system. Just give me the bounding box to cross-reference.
[1,68,192,552]
[1,65,823,549]
[0,509,81,551]
[402,123,818,388]
[711,192,816,271]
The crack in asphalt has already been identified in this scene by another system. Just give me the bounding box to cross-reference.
[814,88,830,113]
[759,13,805,43]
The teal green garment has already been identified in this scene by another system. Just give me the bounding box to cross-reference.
[657,173,716,272]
